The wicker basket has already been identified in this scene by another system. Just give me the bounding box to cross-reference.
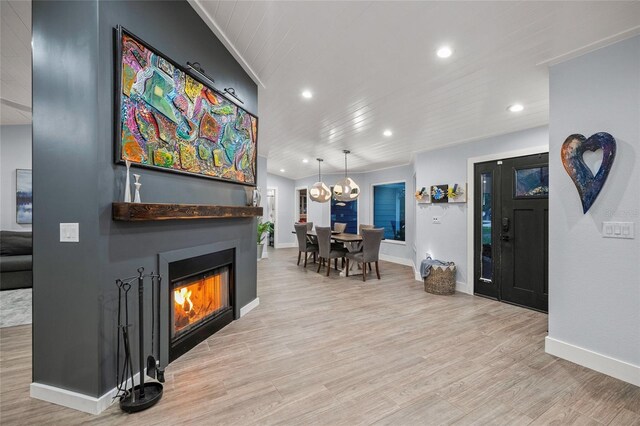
[424,265,456,295]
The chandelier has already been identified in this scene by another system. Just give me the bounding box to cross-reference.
[309,158,331,203]
[333,150,360,202]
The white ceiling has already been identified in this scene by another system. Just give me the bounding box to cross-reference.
[1,1,638,169]
[0,0,31,125]
[191,0,640,179]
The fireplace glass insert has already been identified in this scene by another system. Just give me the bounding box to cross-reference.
[173,267,230,339]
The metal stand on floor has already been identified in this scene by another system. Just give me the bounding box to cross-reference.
[115,268,163,413]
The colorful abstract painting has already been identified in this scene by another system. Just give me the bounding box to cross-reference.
[116,28,257,185]
[561,132,616,213]
[16,169,32,224]
[430,185,448,203]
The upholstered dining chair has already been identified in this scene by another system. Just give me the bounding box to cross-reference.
[346,228,384,281]
[358,224,374,234]
[333,222,347,233]
[315,227,347,277]
[355,224,375,270]
[295,223,317,267]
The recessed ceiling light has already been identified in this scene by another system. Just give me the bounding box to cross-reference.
[301,90,313,99]
[280,168,285,173]
[302,159,309,163]
[383,129,393,137]
[508,104,524,113]
[437,46,452,58]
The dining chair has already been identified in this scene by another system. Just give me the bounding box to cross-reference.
[355,224,374,270]
[315,227,347,277]
[295,223,318,267]
[358,224,374,234]
[333,222,347,233]
[346,228,384,282]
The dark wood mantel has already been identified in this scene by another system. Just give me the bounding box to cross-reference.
[112,202,263,222]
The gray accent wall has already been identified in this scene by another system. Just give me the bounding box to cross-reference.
[33,0,258,397]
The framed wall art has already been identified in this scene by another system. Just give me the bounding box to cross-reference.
[430,185,448,203]
[115,26,258,186]
[16,169,32,224]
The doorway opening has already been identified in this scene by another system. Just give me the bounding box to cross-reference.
[473,153,549,312]
[295,187,308,223]
[266,187,276,248]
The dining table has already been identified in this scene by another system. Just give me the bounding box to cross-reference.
[295,230,365,276]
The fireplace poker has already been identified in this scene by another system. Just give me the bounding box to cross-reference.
[146,274,158,380]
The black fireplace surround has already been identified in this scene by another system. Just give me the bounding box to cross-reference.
[168,248,235,362]
[154,244,238,367]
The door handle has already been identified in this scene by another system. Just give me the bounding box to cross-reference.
[500,234,510,241]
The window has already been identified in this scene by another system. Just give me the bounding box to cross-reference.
[480,172,493,281]
[373,182,405,242]
[330,187,358,233]
[514,166,549,198]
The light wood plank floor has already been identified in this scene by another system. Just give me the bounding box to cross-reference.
[1,248,638,425]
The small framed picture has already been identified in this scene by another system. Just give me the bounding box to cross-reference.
[16,169,32,224]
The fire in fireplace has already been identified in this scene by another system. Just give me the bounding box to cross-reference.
[168,248,235,362]
[173,267,230,339]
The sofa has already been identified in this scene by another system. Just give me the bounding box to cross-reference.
[0,231,32,290]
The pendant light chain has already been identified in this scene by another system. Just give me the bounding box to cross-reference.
[344,152,348,178]
[343,149,350,178]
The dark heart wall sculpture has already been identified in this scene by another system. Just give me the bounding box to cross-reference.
[561,132,616,213]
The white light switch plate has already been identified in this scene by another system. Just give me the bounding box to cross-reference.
[60,223,79,242]
[602,222,634,239]
[432,216,441,224]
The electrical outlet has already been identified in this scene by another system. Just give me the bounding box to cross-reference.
[602,222,634,239]
[432,216,441,224]
[60,223,79,242]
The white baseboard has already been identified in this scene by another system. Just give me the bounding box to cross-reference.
[414,268,422,282]
[379,254,413,267]
[30,369,145,415]
[240,297,260,317]
[455,281,472,295]
[31,298,261,415]
[545,336,640,387]
[274,242,297,249]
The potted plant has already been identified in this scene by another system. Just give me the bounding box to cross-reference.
[257,220,274,260]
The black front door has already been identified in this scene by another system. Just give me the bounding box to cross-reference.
[474,153,549,312]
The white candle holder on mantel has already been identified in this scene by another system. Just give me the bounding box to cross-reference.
[133,174,141,203]
[124,160,132,203]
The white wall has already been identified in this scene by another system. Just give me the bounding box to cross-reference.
[295,165,414,264]
[357,165,415,264]
[257,155,268,201]
[547,36,639,385]
[1,125,32,231]
[257,156,269,258]
[414,126,549,292]
[266,172,297,247]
